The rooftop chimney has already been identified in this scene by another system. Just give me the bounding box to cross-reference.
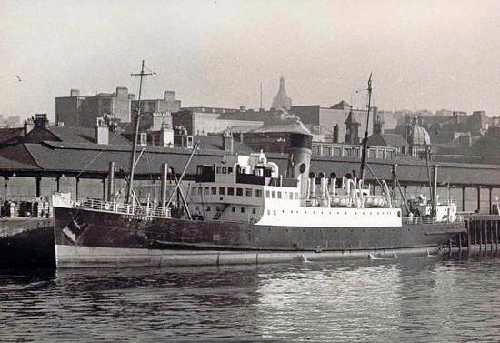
[159,124,174,147]
[95,117,109,145]
[223,129,234,154]
[24,117,35,135]
[34,114,48,129]
[164,90,175,101]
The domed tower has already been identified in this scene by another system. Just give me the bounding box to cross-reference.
[271,76,293,110]
[408,118,431,157]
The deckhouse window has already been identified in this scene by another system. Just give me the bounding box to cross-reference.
[245,188,252,197]
[255,189,263,197]
[222,167,227,174]
[252,208,256,214]
[211,187,217,195]
[204,187,210,195]
[219,187,225,195]
[265,190,270,198]
[289,193,294,200]
[241,207,245,213]
[228,187,235,196]
[271,191,276,198]
[228,167,233,174]
[277,191,282,199]
[198,188,202,195]
[236,187,243,196]
[216,166,222,174]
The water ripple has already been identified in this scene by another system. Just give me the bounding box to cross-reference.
[1,258,500,342]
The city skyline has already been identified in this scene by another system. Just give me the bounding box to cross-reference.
[2,0,500,120]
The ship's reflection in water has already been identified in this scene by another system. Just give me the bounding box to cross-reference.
[1,256,500,342]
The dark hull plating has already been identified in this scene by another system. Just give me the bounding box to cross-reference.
[0,218,54,268]
[54,207,464,267]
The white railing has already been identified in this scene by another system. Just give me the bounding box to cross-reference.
[76,198,171,218]
[403,216,465,225]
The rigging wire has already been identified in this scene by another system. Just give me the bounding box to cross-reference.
[75,149,107,179]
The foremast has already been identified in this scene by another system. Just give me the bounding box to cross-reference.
[126,60,155,204]
[359,73,373,181]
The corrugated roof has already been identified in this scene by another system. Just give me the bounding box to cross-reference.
[0,127,25,145]
[0,140,499,186]
[250,117,312,136]
[47,126,131,146]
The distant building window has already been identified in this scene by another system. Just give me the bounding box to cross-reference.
[252,208,256,214]
[219,187,225,195]
[228,187,235,196]
[265,190,270,198]
[245,188,252,197]
[222,167,227,174]
[271,191,276,198]
[277,191,282,199]
[255,189,263,198]
[211,187,217,195]
[232,207,236,212]
[204,187,210,195]
[198,188,203,195]
[216,166,222,174]
[206,206,211,212]
[241,207,245,213]
[228,167,233,174]
[236,187,243,196]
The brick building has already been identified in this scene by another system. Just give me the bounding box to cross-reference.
[290,100,376,144]
[55,87,134,128]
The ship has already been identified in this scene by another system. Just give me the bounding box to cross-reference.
[52,67,465,268]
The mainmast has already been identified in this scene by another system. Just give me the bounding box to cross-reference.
[359,73,373,180]
[126,60,154,204]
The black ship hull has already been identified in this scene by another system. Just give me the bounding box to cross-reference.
[0,218,54,268]
[54,207,464,268]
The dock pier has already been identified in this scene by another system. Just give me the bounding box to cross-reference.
[450,215,500,257]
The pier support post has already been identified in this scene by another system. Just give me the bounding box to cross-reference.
[56,177,60,192]
[102,178,106,201]
[479,219,482,253]
[489,187,493,214]
[462,186,466,212]
[466,218,471,256]
[35,176,41,197]
[477,186,481,213]
[3,177,8,200]
[161,163,168,208]
[490,221,494,253]
[496,220,499,254]
[75,177,80,201]
[107,161,115,202]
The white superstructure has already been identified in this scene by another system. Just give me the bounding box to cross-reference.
[188,151,407,228]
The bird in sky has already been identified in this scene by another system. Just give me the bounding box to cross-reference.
[15,75,22,82]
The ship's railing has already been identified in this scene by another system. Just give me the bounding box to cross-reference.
[403,215,465,225]
[76,198,171,218]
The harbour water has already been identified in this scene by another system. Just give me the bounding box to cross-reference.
[2,256,500,342]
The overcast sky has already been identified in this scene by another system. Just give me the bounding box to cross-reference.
[1,0,500,120]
